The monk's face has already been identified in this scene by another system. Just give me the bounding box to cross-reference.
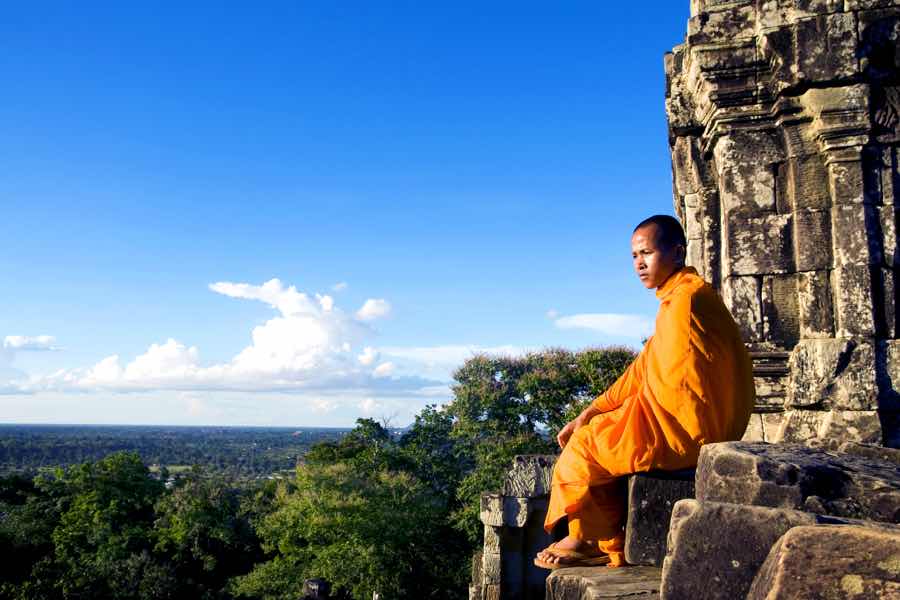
[631,224,684,289]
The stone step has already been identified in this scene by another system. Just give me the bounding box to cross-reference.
[546,566,661,599]
[624,470,695,567]
[660,498,900,600]
[696,441,900,522]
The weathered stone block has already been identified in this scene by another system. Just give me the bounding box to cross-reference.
[484,526,500,554]
[793,209,832,271]
[468,584,481,600]
[777,409,883,444]
[762,412,788,442]
[480,493,548,528]
[501,455,556,498]
[746,524,900,600]
[625,470,696,567]
[838,440,900,464]
[714,132,785,214]
[724,213,793,275]
[795,13,859,82]
[687,3,757,44]
[762,274,800,347]
[832,203,878,266]
[482,552,501,585]
[789,153,831,210]
[685,238,704,276]
[879,205,899,267]
[757,0,843,30]
[796,271,835,338]
[881,146,898,205]
[483,584,500,600]
[546,565,661,600]
[660,499,822,600]
[722,275,763,341]
[684,203,703,242]
[876,267,898,337]
[832,265,877,336]
[744,412,790,442]
[829,159,867,204]
[743,413,766,442]
[695,441,900,521]
[472,551,483,584]
[850,1,900,11]
[672,137,706,196]
[753,373,788,411]
[788,338,878,409]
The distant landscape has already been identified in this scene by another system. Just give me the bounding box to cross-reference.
[0,424,353,479]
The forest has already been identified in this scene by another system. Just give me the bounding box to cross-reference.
[0,425,351,479]
[0,347,633,600]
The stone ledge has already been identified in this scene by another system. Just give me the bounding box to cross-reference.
[695,441,900,522]
[546,566,661,600]
[624,470,695,567]
[746,524,900,599]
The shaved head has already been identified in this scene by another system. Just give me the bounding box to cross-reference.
[633,215,686,250]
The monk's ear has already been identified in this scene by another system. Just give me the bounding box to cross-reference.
[675,243,686,266]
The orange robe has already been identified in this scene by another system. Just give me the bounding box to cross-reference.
[544,267,755,564]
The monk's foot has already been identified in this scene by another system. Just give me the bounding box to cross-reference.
[534,536,599,566]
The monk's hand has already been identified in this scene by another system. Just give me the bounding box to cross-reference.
[556,420,578,449]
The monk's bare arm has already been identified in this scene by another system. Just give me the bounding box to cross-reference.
[556,404,603,449]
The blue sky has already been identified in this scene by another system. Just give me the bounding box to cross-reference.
[1,3,691,426]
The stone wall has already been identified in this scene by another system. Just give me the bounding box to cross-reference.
[666,0,900,446]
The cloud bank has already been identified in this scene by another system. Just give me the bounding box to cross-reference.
[11,279,422,397]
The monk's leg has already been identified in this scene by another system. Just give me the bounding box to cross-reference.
[537,479,626,567]
[569,482,626,566]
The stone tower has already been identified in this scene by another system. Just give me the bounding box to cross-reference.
[666,0,900,446]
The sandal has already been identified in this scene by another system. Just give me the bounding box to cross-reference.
[533,542,611,570]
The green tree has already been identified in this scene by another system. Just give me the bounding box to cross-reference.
[232,462,458,600]
[0,474,60,599]
[154,473,260,599]
[38,451,167,599]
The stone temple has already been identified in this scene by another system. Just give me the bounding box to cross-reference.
[666,0,900,447]
[469,3,900,599]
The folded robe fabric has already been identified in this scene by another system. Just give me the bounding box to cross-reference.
[544,266,755,556]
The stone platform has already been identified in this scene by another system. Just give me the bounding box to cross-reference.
[545,566,660,600]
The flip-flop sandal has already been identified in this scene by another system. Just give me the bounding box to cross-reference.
[533,542,611,570]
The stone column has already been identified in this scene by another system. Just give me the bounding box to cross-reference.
[469,455,556,600]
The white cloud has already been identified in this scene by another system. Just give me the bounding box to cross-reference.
[546,309,559,320]
[355,298,391,321]
[373,362,395,378]
[210,278,335,315]
[332,282,348,292]
[4,335,59,351]
[554,313,653,339]
[359,397,379,414]
[20,280,438,400]
[358,346,379,366]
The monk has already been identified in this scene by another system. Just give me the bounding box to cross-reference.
[534,215,755,569]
